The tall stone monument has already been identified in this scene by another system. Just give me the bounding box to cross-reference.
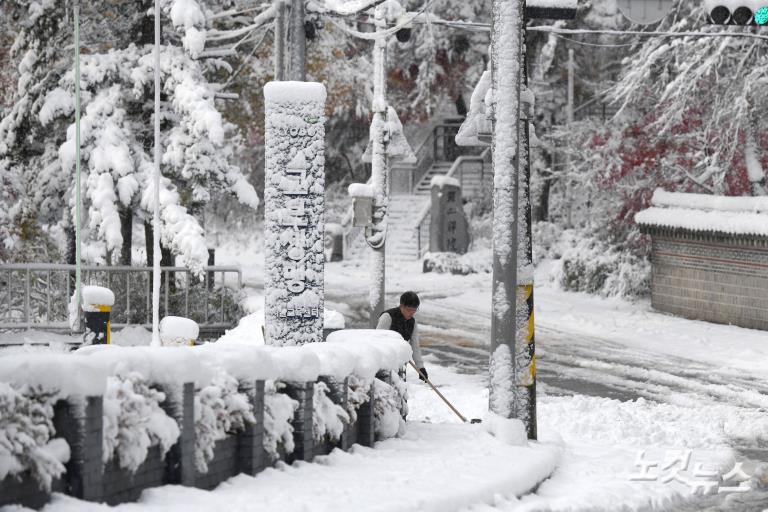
[263,81,326,346]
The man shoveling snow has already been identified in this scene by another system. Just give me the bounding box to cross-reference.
[376,291,427,382]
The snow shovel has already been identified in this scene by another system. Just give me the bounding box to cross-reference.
[408,361,482,424]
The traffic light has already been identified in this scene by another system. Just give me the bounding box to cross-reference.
[707,3,768,24]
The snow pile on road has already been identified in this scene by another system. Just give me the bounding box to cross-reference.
[484,413,527,446]
[0,383,69,491]
[635,188,768,236]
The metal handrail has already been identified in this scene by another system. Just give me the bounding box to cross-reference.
[412,147,491,258]
[0,265,243,333]
[411,148,491,230]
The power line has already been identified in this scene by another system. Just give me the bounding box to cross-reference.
[406,16,768,42]
[528,26,768,41]
[549,34,640,47]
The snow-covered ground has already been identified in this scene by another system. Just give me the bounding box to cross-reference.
[3,251,768,511]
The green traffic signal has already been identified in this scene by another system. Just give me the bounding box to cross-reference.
[756,6,768,24]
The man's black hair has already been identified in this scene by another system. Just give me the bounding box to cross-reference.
[400,291,420,308]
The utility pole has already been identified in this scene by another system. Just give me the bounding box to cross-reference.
[489,0,525,422]
[275,0,286,80]
[367,5,389,326]
[565,48,574,227]
[288,0,306,81]
[516,47,536,439]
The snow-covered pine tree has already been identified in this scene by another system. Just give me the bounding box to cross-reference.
[0,0,259,270]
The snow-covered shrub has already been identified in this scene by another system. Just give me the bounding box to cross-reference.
[391,373,408,419]
[263,381,299,460]
[345,375,371,423]
[372,379,404,440]
[549,231,650,299]
[102,368,180,473]
[0,383,69,491]
[312,381,350,444]
[531,221,565,265]
[422,251,491,275]
[194,372,255,473]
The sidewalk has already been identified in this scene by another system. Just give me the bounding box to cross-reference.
[29,421,559,512]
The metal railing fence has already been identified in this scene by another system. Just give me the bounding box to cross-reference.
[0,264,243,333]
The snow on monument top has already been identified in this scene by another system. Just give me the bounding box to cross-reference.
[431,175,461,189]
[635,188,768,237]
[264,81,327,103]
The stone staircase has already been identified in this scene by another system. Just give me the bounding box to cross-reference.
[342,120,490,263]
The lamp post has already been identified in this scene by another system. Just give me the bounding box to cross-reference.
[366,4,389,326]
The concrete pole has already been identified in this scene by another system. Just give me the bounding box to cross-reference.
[367,8,388,327]
[489,0,524,420]
[288,0,306,81]
[565,48,574,227]
[274,0,286,81]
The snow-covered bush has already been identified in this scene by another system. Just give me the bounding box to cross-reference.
[391,374,408,420]
[0,383,69,491]
[263,381,298,460]
[344,375,371,423]
[372,379,404,441]
[422,251,491,275]
[312,381,349,444]
[549,232,650,299]
[194,371,255,473]
[102,368,180,472]
[531,221,565,265]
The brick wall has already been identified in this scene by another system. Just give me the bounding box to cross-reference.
[648,228,768,330]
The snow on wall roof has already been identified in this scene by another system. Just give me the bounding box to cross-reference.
[263,81,327,103]
[635,188,768,237]
[526,0,578,8]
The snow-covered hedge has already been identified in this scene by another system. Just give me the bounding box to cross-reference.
[194,371,255,473]
[0,383,69,491]
[550,233,650,299]
[0,330,412,477]
[372,378,405,440]
[312,381,349,443]
[102,368,180,472]
[263,381,298,460]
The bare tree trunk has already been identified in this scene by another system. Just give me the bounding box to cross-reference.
[119,207,133,265]
[144,221,153,267]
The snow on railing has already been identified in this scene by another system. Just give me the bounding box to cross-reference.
[0,330,412,508]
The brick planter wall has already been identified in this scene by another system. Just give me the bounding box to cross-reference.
[1,372,399,509]
[195,436,239,490]
[103,446,165,505]
[645,228,768,330]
